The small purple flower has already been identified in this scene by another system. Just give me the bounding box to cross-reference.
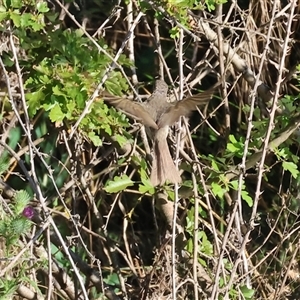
[22,206,34,219]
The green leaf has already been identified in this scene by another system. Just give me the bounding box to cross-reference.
[0,220,8,236]
[103,273,120,286]
[65,101,76,119]
[282,161,299,179]
[0,11,7,22]
[36,1,49,13]
[9,10,21,27]
[229,180,238,190]
[139,178,155,195]
[88,132,102,146]
[104,175,134,193]
[239,285,255,299]
[0,155,9,175]
[241,190,253,207]
[114,134,129,147]
[14,190,31,213]
[169,26,180,39]
[211,159,219,171]
[26,90,45,117]
[11,0,22,8]
[52,85,66,96]
[211,182,226,198]
[20,12,31,27]
[11,217,29,235]
[49,103,65,122]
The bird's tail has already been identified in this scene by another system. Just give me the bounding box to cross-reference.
[150,134,182,186]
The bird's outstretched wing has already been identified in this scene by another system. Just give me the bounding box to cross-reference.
[157,85,220,128]
[103,93,158,129]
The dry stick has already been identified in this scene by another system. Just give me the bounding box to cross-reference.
[170,27,186,300]
[125,1,152,194]
[215,4,230,135]
[0,112,18,158]
[153,18,164,78]
[222,1,297,298]
[46,223,53,300]
[119,199,138,277]
[0,59,37,195]
[191,172,200,300]
[92,5,123,38]
[126,0,138,85]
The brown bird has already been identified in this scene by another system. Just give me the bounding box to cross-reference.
[103,79,219,186]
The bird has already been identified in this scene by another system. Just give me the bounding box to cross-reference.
[103,79,219,186]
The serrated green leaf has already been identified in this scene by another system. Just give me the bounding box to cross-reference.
[65,101,76,119]
[169,26,180,39]
[75,91,86,108]
[0,155,9,175]
[75,28,84,37]
[49,103,65,122]
[139,178,155,195]
[104,175,134,193]
[14,190,31,209]
[282,161,299,179]
[103,272,120,286]
[88,132,102,146]
[101,123,112,135]
[36,1,49,13]
[0,220,8,236]
[20,12,31,27]
[10,11,21,27]
[0,12,7,22]
[52,85,66,96]
[31,16,45,31]
[211,182,226,198]
[199,231,213,255]
[185,238,193,253]
[11,217,27,235]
